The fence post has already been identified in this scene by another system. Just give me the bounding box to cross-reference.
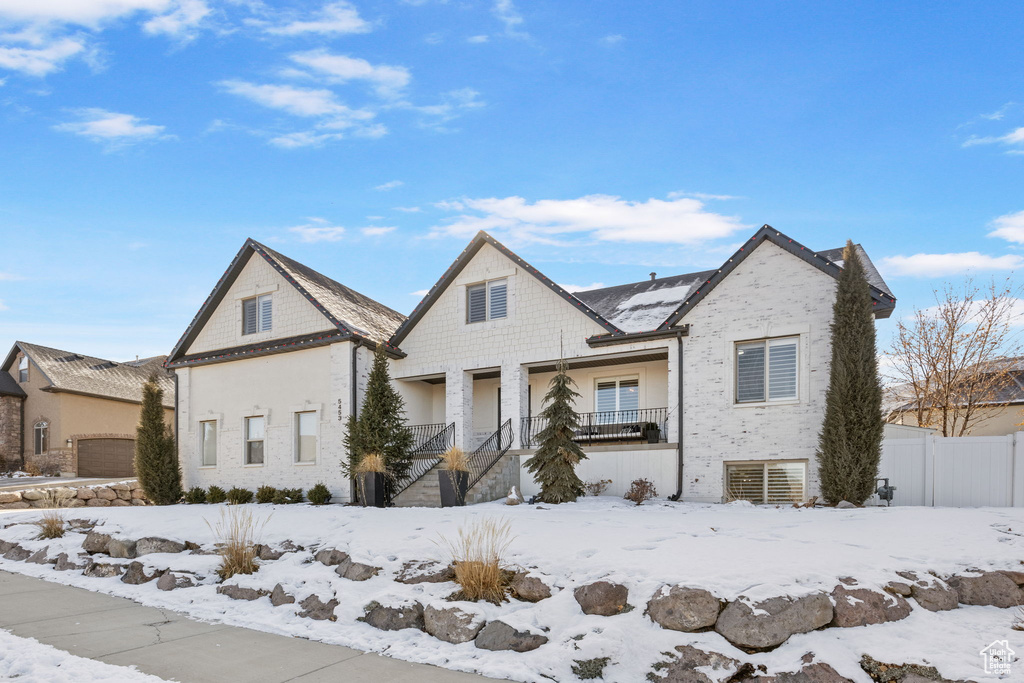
[924,434,935,507]
[1013,432,1024,508]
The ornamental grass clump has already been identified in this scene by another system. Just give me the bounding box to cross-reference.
[355,452,387,474]
[441,447,470,472]
[437,518,514,605]
[206,506,269,580]
[34,509,66,540]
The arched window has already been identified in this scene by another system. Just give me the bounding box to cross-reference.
[34,421,48,455]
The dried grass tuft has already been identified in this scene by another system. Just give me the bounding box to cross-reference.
[437,517,514,604]
[355,452,387,474]
[34,509,66,540]
[206,506,269,580]
[1013,605,1024,631]
[441,447,470,472]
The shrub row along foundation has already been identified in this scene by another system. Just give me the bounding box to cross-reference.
[0,482,149,509]
[0,528,1010,682]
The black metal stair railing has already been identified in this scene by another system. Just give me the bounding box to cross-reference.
[519,407,669,448]
[392,422,455,497]
[467,419,514,490]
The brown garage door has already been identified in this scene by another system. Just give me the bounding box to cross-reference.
[78,439,135,478]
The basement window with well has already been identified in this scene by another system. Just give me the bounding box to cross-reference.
[735,337,798,403]
[725,460,806,504]
[242,294,272,335]
[466,278,507,323]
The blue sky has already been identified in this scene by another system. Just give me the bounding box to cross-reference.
[0,0,1022,363]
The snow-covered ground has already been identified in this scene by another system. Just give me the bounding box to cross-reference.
[0,628,172,682]
[1,498,1022,682]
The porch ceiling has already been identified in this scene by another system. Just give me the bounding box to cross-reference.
[526,350,668,374]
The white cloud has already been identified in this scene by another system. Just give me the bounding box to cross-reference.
[668,191,742,201]
[288,218,345,241]
[988,210,1024,244]
[0,36,85,76]
[431,194,748,245]
[467,34,488,43]
[914,297,1024,328]
[374,180,403,191]
[263,1,370,36]
[600,34,624,45]
[393,206,421,213]
[53,108,168,146]
[288,50,410,98]
[0,0,172,27]
[0,272,24,281]
[880,252,1024,277]
[361,226,395,236]
[962,126,1024,150]
[410,289,429,296]
[560,282,605,293]
[492,0,526,38]
[269,130,346,148]
[142,0,210,39]
[219,80,364,118]
[406,87,484,124]
[0,299,8,311]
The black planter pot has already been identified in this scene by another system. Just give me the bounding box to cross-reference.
[646,428,660,444]
[360,472,386,508]
[438,470,469,507]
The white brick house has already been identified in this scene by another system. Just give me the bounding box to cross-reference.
[168,226,895,505]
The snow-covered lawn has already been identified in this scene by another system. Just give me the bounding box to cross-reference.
[0,628,171,682]
[1,498,1022,682]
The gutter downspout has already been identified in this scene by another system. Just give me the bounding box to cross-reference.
[349,340,360,503]
[173,371,179,458]
[668,330,685,501]
[19,396,25,469]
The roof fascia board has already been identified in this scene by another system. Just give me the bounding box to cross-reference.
[658,225,897,329]
[39,386,163,407]
[388,231,623,347]
[587,325,690,347]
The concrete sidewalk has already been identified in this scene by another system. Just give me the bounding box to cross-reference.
[0,571,499,682]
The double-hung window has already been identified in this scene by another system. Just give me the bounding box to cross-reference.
[735,337,798,403]
[200,421,217,467]
[295,411,317,463]
[242,294,272,335]
[245,416,265,465]
[725,461,807,504]
[18,356,28,383]
[466,279,507,323]
[595,376,640,422]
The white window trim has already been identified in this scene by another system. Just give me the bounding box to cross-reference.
[464,277,511,325]
[241,293,273,336]
[33,421,48,456]
[593,374,642,413]
[242,411,268,467]
[732,335,800,407]
[198,417,220,469]
[290,403,321,466]
[723,459,808,504]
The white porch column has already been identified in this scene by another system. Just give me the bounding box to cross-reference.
[666,338,681,444]
[501,363,529,449]
[446,369,474,451]
[329,341,355,502]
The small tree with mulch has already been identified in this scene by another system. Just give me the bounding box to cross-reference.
[134,376,183,505]
[524,359,587,503]
[816,241,884,505]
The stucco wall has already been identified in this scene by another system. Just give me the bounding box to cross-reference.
[187,252,336,355]
[517,444,678,499]
[177,343,355,500]
[676,239,839,502]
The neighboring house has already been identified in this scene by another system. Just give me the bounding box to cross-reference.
[171,225,895,506]
[0,342,174,476]
[886,357,1024,437]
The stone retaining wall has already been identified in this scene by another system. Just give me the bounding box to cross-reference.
[0,481,149,509]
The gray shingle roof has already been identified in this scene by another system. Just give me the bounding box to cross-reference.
[6,342,173,408]
[0,370,25,398]
[576,240,892,334]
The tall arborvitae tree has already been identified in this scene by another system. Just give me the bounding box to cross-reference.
[134,376,183,505]
[817,241,884,505]
[524,359,587,503]
[343,344,414,505]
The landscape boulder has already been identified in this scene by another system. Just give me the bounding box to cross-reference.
[84,561,124,578]
[574,581,629,616]
[646,586,721,632]
[26,548,54,565]
[361,601,424,631]
[896,572,958,612]
[86,499,111,507]
[110,499,130,507]
[157,573,195,591]
[752,661,854,682]
[0,492,21,504]
[20,489,45,501]
[107,538,137,559]
[314,548,349,566]
[715,593,833,650]
[255,544,284,561]
[647,645,742,683]
[270,584,295,606]
[82,531,112,554]
[474,620,548,652]
[338,560,380,582]
[3,545,31,561]
[830,581,911,627]
[510,572,552,602]
[217,585,268,601]
[122,561,163,585]
[0,540,15,553]
[135,537,186,556]
[94,488,117,501]
[76,487,96,500]
[395,560,455,585]
[54,553,88,571]
[424,604,485,644]
[298,594,339,621]
[947,572,1022,608]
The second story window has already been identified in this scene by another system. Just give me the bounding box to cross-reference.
[243,294,272,335]
[736,337,798,403]
[18,356,28,383]
[467,278,507,323]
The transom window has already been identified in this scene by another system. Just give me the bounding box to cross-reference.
[33,421,48,455]
[725,460,807,504]
[735,337,798,403]
[467,279,507,323]
[245,416,265,465]
[18,356,28,383]
[595,376,639,422]
[295,411,317,463]
[242,294,272,335]
[200,420,217,467]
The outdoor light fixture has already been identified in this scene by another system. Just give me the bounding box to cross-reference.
[66,439,73,448]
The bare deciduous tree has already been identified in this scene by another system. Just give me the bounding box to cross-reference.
[886,277,1022,437]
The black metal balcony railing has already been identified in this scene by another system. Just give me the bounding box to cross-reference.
[519,407,668,448]
[408,422,450,452]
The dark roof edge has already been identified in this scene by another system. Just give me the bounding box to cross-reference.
[587,325,690,347]
[39,386,172,408]
[1,342,55,388]
[658,225,898,329]
[388,231,623,347]
[167,330,405,370]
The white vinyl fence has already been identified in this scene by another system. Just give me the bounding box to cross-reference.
[878,432,1024,507]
